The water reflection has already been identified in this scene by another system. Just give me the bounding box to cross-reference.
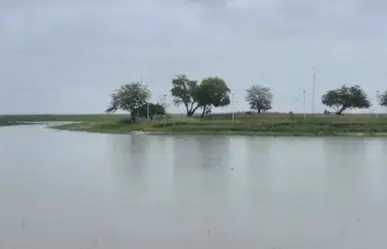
[323,138,367,209]
[245,137,272,181]
[323,137,367,164]
[109,134,176,202]
[171,136,234,236]
[243,137,272,216]
[109,134,150,185]
[196,136,230,169]
[2,127,387,248]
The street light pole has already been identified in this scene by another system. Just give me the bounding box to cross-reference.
[163,94,167,106]
[232,93,235,121]
[140,76,150,120]
[303,90,306,120]
[376,90,380,121]
[162,93,168,126]
[311,67,316,114]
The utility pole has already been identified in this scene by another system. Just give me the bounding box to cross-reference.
[163,94,167,107]
[232,92,235,121]
[140,77,150,120]
[376,90,380,121]
[161,93,168,126]
[311,67,316,114]
[147,103,150,120]
[303,90,306,120]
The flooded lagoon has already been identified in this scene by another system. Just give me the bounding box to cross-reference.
[1,125,387,248]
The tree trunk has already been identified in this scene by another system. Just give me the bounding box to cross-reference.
[130,112,136,122]
[257,109,261,114]
[184,103,191,117]
[186,102,195,117]
[187,103,200,117]
[335,106,347,115]
[200,106,207,119]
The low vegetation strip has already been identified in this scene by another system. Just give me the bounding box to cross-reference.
[49,114,387,137]
[3,113,387,137]
[1,113,387,123]
[0,120,30,127]
[0,114,127,123]
[0,121,15,127]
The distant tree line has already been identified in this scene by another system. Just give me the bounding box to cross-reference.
[106,74,387,121]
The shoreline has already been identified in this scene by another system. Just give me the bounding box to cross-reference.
[0,121,30,127]
[3,114,387,138]
[48,122,387,137]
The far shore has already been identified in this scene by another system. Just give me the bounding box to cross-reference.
[50,123,387,137]
[0,121,31,127]
[2,113,387,137]
[48,113,387,137]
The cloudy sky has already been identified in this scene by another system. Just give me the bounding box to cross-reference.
[1,0,386,114]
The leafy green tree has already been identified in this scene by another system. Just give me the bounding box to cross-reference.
[321,85,370,115]
[170,75,231,117]
[245,85,273,113]
[170,75,201,117]
[197,77,231,118]
[378,91,387,107]
[106,82,151,121]
[135,103,165,120]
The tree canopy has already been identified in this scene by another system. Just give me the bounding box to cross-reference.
[106,82,151,121]
[378,91,387,107]
[245,85,273,113]
[135,103,165,120]
[170,75,201,116]
[170,75,231,117]
[321,85,371,114]
[104,76,383,119]
[197,77,231,117]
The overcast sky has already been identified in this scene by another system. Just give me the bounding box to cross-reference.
[1,0,387,114]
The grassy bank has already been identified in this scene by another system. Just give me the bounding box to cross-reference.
[0,120,18,127]
[0,114,128,128]
[0,114,127,123]
[50,113,387,137]
[0,120,31,127]
[3,113,387,136]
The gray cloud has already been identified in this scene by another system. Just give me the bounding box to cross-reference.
[1,0,387,113]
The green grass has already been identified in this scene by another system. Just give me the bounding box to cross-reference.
[46,113,387,137]
[0,120,16,127]
[2,113,387,137]
[0,120,30,127]
[0,114,127,123]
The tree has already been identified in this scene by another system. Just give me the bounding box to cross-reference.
[244,85,273,113]
[135,103,165,120]
[197,77,231,118]
[106,82,151,121]
[321,85,370,115]
[170,75,201,117]
[378,91,387,107]
[170,75,231,117]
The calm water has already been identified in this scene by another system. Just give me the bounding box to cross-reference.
[1,125,387,249]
